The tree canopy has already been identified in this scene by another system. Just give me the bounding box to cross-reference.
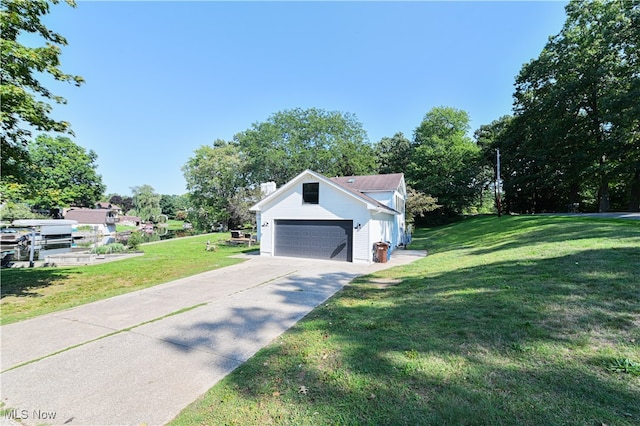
[505,0,640,212]
[159,194,189,219]
[375,132,413,175]
[107,194,134,213]
[1,0,84,181]
[182,140,248,230]
[130,185,162,222]
[407,106,483,215]
[175,3,637,222]
[21,135,104,209]
[183,109,377,231]
[235,108,377,186]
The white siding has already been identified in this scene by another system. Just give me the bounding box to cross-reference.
[255,212,262,242]
[364,213,395,262]
[353,220,371,263]
[255,171,407,263]
[362,190,406,249]
[371,212,395,244]
[365,192,393,207]
[259,179,372,262]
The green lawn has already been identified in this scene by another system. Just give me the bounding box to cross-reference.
[0,233,256,325]
[167,219,187,230]
[170,215,639,426]
[117,220,185,232]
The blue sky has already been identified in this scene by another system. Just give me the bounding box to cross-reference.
[37,1,568,196]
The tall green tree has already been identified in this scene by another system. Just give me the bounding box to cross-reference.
[474,116,515,213]
[159,194,189,219]
[183,109,377,230]
[375,132,413,174]
[25,135,104,209]
[227,186,261,229]
[234,108,376,185]
[130,185,161,222]
[107,194,134,213]
[408,106,483,215]
[513,0,640,212]
[475,115,527,213]
[182,140,246,230]
[1,0,84,181]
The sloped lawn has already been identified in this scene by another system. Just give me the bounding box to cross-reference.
[0,234,255,325]
[171,216,639,425]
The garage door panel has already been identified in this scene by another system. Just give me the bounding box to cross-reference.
[275,220,352,262]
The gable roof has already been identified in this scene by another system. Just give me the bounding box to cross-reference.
[330,173,404,192]
[250,170,400,214]
[65,208,116,224]
[330,179,399,212]
[96,202,122,210]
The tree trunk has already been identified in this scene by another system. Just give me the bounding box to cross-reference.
[629,163,640,212]
[597,151,610,212]
[568,182,580,212]
[568,182,580,204]
[598,176,610,212]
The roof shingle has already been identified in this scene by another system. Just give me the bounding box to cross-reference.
[330,173,403,192]
[65,208,115,224]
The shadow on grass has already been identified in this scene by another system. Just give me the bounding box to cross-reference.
[0,268,80,298]
[173,246,640,425]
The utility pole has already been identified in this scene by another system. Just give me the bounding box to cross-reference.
[496,149,502,217]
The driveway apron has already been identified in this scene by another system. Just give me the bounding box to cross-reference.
[1,251,425,426]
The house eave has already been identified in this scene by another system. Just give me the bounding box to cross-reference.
[251,169,377,212]
[251,169,406,215]
[367,205,400,215]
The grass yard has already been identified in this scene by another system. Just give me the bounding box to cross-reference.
[171,216,639,426]
[0,233,256,325]
[117,220,186,232]
[167,219,187,230]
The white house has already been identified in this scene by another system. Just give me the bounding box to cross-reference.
[250,170,407,264]
[64,208,119,246]
[64,208,119,235]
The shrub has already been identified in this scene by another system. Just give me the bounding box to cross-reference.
[141,233,160,243]
[90,243,126,255]
[127,231,144,250]
[0,202,48,221]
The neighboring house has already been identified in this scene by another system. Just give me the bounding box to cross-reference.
[139,223,154,234]
[250,169,407,264]
[95,202,123,214]
[64,208,119,236]
[119,215,142,227]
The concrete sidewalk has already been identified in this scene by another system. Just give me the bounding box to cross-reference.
[0,250,425,426]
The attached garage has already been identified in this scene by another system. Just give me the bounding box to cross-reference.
[251,170,406,264]
[274,220,353,262]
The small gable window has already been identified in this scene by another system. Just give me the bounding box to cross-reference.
[302,182,319,204]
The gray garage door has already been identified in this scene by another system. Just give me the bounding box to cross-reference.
[274,220,353,262]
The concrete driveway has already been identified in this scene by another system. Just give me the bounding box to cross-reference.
[0,250,425,426]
